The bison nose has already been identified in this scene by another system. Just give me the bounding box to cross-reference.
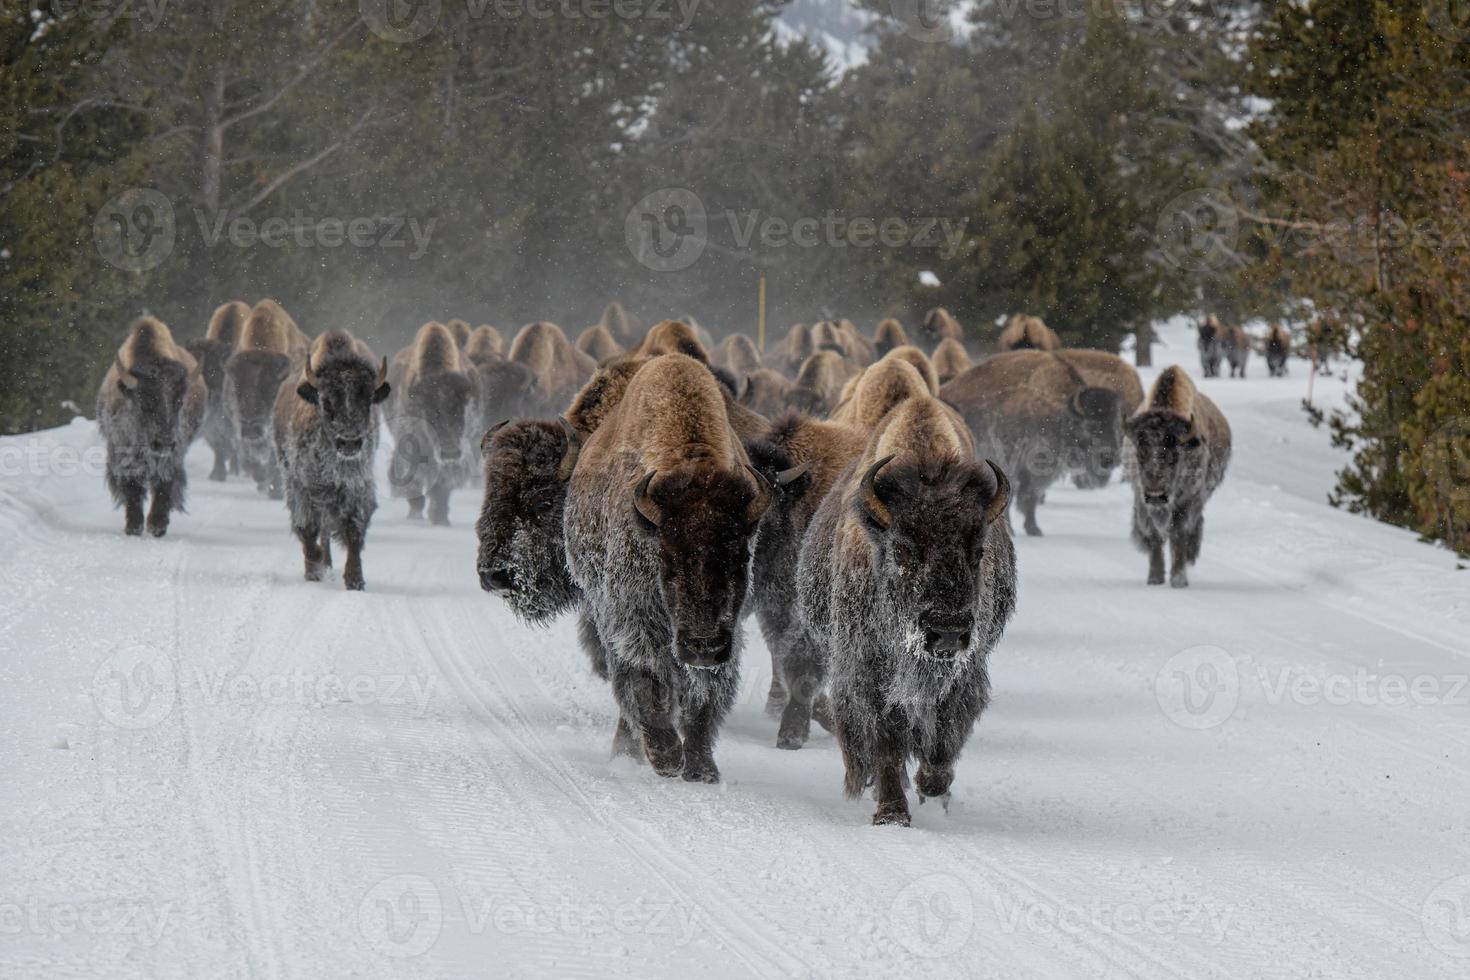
[1144,491,1169,506]
[678,631,732,669]
[920,614,974,658]
[481,565,515,594]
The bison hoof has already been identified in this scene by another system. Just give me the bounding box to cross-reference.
[430,516,450,528]
[776,703,811,750]
[1147,570,1165,586]
[872,803,911,827]
[682,757,720,783]
[915,766,953,800]
[147,521,168,538]
[1024,523,1043,537]
[125,523,144,537]
[208,471,226,483]
[811,694,835,733]
[304,565,324,583]
[1170,573,1189,589]
[643,729,683,777]
[344,576,365,591]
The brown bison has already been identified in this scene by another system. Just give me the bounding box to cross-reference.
[931,337,973,385]
[576,323,623,364]
[1219,319,1250,378]
[941,350,1130,535]
[1125,367,1231,587]
[225,299,308,498]
[877,346,940,395]
[917,307,963,349]
[273,331,389,590]
[563,354,773,780]
[445,319,472,348]
[633,319,710,362]
[97,316,207,537]
[739,368,797,420]
[830,354,933,432]
[1265,324,1291,377]
[386,322,479,525]
[714,333,763,378]
[508,321,597,413]
[797,394,1015,826]
[873,318,910,358]
[997,314,1062,352]
[789,350,859,417]
[598,300,643,347]
[185,300,250,481]
[767,322,814,376]
[463,326,504,365]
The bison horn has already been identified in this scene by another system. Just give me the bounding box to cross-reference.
[981,459,1010,525]
[744,463,773,524]
[859,453,896,529]
[556,417,581,481]
[303,356,318,387]
[633,471,662,529]
[776,461,810,486]
[375,356,388,387]
[1067,390,1086,417]
[481,419,510,455]
[115,355,139,390]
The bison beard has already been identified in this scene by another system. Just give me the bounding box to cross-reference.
[797,447,1015,827]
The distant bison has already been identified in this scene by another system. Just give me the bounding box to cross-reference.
[931,337,973,385]
[273,331,389,590]
[463,326,504,365]
[767,322,814,377]
[185,300,250,481]
[1265,324,1291,377]
[917,307,963,350]
[509,321,597,413]
[225,299,309,498]
[576,323,623,364]
[1197,316,1223,378]
[872,318,910,358]
[97,317,207,537]
[739,368,796,419]
[997,314,1061,352]
[831,354,934,433]
[1125,366,1231,588]
[1219,319,1250,378]
[386,322,478,525]
[798,394,1015,826]
[714,333,763,379]
[789,350,858,417]
[564,354,772,780]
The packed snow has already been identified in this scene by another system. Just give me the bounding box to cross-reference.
[2,318,1468,978]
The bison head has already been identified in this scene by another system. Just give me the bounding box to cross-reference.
[477,360,546,427]
[632,464,772,669]
[1197,318,1219,348]
[1064,386,1125,488]
[856,455,1009,660]
[116,356,193,456]
[226,349,292,446]
[400,370,476,466]
[1126,412,1204,513]
[296,355,389,459]
[476,418,581,624]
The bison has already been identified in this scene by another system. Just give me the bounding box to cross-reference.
[714,333,763,379]
[185,300,250,481]
[873,318,910,358]
[97,316,207,537]
[1265,324,1291,377]
[445,319,472,348]
[1125,366,1231,588]
[386,322,479,525]
[1197,316,1222,378]
[931,337,973,385]
[941,350,1129,536]
[797,394,1015,826]
[767,322,814,377]
[1219,319,1250,378]
[563,354,772,780]
[739,368,797,419]
[463,326,504,365]
[997,314,1061,352]
[830,354,933,432]
[508,321,597,413]
[917,307,963,350]
[789,350,858,417]
[597,300,643,348]
[272,330,390,590]
[225,299,308,498]
[576,323,623,364]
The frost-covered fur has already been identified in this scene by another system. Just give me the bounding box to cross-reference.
[564,354,768,781]
[226,300,307,498]
[97,317,206,537]
[1125,366,1231,588]
[272,331,389,590]
[797,396,1015,826]
[386,322,478,525]
[186,300,250,481]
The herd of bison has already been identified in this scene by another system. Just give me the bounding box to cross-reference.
[95,299,1293,824]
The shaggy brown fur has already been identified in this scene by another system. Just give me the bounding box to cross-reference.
[238,299,309,362]
[917,307,963,349]
[790,350,859,416]
[873,318,910,358]
[206,301,250,347]
[881,345,940,395]
[386,322,477,524]
[997,314,1062,352]
[509,320,598,412]
[576,323,623,364]
[1265,324,1291,376]
[445,319,472,348]
[768,322,814,376]
[931,337,973,384]
[829,355,932,432]
[836,319,876,366]
[1050,349,1145,416]
[598,300,642,347]
[634,319,710,363]
[188,300,251,480]
[463,326,505,367]
[739,368,797,420]
[714,333,763,378]
[572,354,768,443]
[226,300,307,497]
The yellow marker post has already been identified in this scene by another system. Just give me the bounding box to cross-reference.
[757,275,767,351]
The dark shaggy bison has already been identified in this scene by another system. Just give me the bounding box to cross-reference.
[272,331,389,590]
[386,322,478,525]
[1125,366,1231,588]
[797,395,1015,826]
[941,350,1128,536]
[185,300,249,481]
[97,317,207,537]
[564,354,772,781]
[1197,316,1223,378]
[225,299,308,498]
[1265,324,1291,377]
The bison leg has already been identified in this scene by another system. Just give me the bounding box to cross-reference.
[121,480,146,536]
[427,479,452,527]
[405,495,425,521]
[228,451,239,476]
[146,478,176,537]
[1019,488,1044,537]
[296,522,327,582]
[764,662,788,719]
[679,698,722,784]
[319,530,333,569]
[776,637,824,750]
[611,715,642,761]
[209,447,228,482]
[577,611,609,680]
[1147,541,1166,585]
[871,749,911,827]
[341,524,366,591]
[614,667,682,776]
[1169,519,1197,589]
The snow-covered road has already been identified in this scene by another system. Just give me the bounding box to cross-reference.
[3,323,1468,979]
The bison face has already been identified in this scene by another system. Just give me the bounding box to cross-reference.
[857,456,1009,661]
[632,465,771,669]
[476,360,545,427]
[1065,386,1125,488]
[404,371,475,464]
[1126,413,1203,511]
[118,358,191,455]
[297,359,388,459]
[227,350,292,446]
[475,419,581,624]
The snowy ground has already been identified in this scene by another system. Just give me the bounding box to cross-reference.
[3,319,1468,979]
